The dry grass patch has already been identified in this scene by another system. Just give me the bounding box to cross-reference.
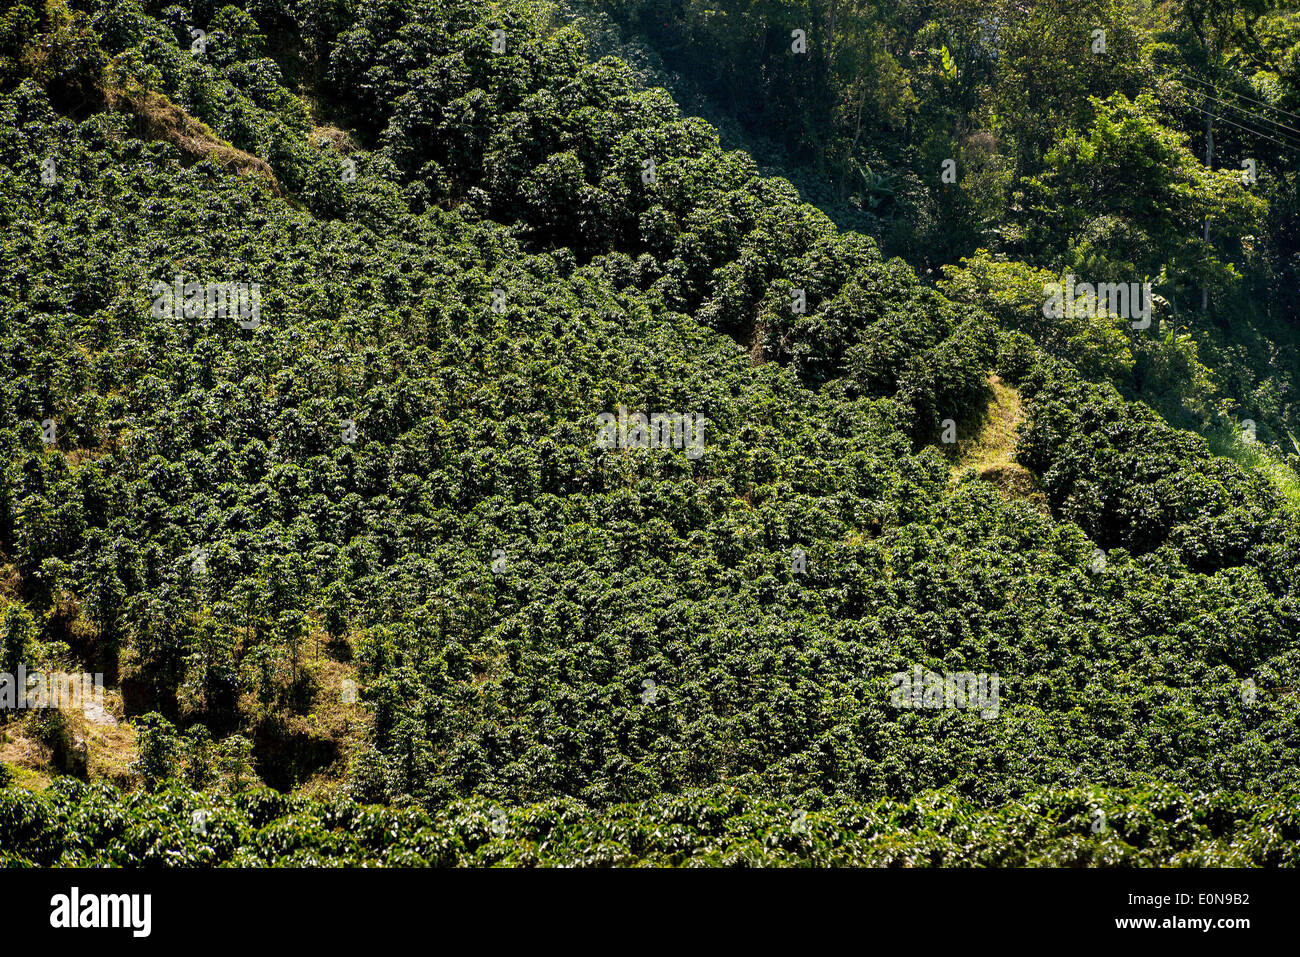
[310,124,356,152]
[101,66,280,192]
[952,375,1046,506]
[0,686,136,790]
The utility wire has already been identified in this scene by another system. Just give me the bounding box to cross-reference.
[1167,75,1300,152]
[1179,86,1300,144]
[1169,79,1300,146]
[1181,100,1300,154]
[1173,69,1300,123]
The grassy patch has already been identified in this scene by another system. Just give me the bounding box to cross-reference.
[949,375,1046,505]
[1208,425,1300,512]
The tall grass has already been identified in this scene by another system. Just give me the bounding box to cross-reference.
[1207,423,1300,512]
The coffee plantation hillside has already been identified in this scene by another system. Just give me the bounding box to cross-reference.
[4,780,1300,866]
[2,0,1300,865]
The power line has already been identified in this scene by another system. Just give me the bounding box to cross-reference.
[1173,70,1300,124]
[1175,83,1300,145]
[1181,100,1300,154]
[1179,106,1300,157]
[1172,84,1300,146]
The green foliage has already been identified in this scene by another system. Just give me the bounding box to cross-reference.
[132,713,180,790]
[3,779,1298,867]
[218,733,254,792]
[183,724,216,789]
[1020,93,1265,297]
[1,0,1300,868]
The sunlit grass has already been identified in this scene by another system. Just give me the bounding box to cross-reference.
[1208,424,1300,512]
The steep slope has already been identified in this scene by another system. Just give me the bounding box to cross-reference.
[1,0,1299,865]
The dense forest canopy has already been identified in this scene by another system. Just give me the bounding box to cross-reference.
[1,0,1300,866]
